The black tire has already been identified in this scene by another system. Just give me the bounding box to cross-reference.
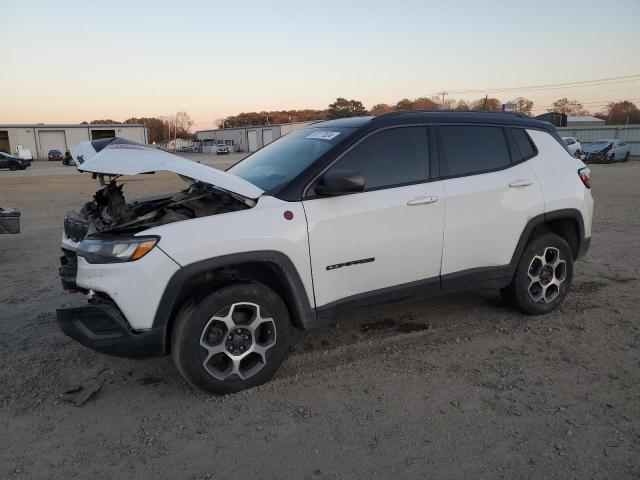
[501,233,573,315]
[171,282,290,394]
[9,163,18,171]
[624,152,630,163]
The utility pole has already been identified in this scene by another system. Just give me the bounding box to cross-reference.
[438,91,447,109]
[174,114,177,153]
[482,95,488,111]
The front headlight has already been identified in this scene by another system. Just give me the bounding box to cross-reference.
[77,236,159,264]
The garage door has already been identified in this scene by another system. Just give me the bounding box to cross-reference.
[247,130,258,152]
[39,130,67,159]
[262,129,273,146]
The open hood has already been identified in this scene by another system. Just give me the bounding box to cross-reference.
[71,138,263,199]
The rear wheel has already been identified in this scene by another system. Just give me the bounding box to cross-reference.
[501,233,573,315]
[171,282,290,394]
[624,152,630,163]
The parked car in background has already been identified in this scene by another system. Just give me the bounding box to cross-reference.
[0,151,31,170]
[48,149,64,161]
[581,139,630,163]
[216,143,230,155]
[562,137,581,157]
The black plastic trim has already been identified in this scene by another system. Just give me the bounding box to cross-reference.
[56,304,165,359]
[152,251,316,334]
[440,265,514,290]
[510,209,586,264]
[577,236,591,259]
[317,277,440,319]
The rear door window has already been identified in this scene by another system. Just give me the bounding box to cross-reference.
[438,125,511,177]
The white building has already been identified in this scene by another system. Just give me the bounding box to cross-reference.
[196,121,315,153]
[566,116,605,127]
[156,138,196,151]
[0,124,148,160]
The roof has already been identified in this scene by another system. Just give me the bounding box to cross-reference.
[311,111,554,131]
[0,124,146,128]
[378,110,555,130]
[566,115,605,123]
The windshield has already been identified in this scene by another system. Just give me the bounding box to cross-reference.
[228,127,353,191]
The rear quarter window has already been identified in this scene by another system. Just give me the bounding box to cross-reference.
[512,128,537,161]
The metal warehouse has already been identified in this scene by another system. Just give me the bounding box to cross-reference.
[0,124,148,160]
[196,121,315,153]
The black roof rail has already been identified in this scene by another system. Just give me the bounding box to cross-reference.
[374,109,531,118]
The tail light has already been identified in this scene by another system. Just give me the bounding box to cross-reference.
[578,167,591,189]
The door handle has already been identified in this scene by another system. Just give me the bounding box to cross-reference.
[508,179,533,188]
[407,195,439,206]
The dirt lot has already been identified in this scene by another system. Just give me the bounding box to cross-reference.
[1,158,639,479]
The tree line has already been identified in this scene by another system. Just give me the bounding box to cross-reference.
[81,112,194,144]
[83,97,639,143]
[218,96,640,127]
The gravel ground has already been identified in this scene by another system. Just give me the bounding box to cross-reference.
[0,159,639,479]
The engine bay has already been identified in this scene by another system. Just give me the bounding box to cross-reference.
[65,179,251,240]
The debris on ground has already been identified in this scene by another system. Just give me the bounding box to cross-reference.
[61,378,105,407]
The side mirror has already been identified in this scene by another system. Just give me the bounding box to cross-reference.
[314,170,365,196]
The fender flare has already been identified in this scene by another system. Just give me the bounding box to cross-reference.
[152,251,317,337]
[510,208,587,267]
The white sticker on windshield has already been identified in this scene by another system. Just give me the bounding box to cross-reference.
[305,130,341,141]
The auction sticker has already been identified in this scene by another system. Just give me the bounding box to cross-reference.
[305,130,341,140]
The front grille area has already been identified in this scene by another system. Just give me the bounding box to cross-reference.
[64,215,88,242]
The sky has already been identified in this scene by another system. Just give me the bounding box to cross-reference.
[1,0,639,129]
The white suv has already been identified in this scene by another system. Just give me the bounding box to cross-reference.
[57,112,593,393]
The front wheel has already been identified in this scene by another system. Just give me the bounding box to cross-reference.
[501,233,573,315]
[171,282,290,394]
[9,164,18,171]
[624,152,630,163]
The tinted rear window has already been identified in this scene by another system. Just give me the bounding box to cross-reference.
[439,126,511,176]
[512,128,537,160]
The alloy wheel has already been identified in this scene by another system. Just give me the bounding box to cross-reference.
[198,302,277,381]
[527,247,567,303]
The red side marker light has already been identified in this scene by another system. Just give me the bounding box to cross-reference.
[284,210,294,220]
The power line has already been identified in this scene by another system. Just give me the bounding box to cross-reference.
[431,74,640,96]
[532,97,640,110]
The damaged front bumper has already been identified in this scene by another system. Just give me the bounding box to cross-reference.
[56,238,181,357]
[56,301,166,358]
